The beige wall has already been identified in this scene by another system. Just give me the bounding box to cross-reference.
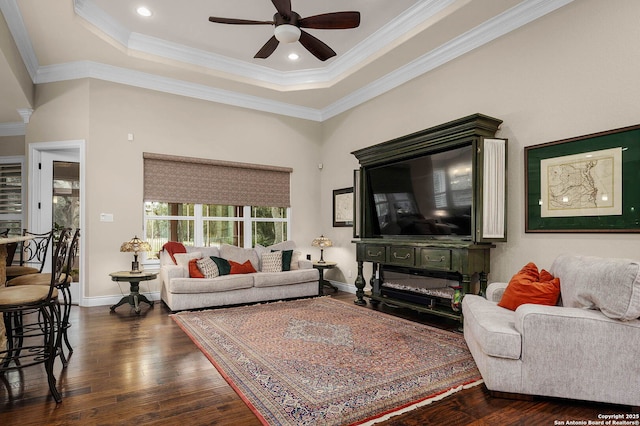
[14,0,640,303]
[0,135,25,156]
[320,0,640,285]
[26,79,323,300]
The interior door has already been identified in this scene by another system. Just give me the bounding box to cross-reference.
[40,150,81,303]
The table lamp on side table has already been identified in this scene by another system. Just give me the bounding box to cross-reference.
[120,236,152,273]
[311,235,333,264]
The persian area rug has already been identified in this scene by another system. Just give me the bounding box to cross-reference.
[171,297,482,426]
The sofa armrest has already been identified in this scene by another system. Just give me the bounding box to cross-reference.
[514,304,640,405]
[297,259,312,270]
[486,282,508,303]
[159,264,186,287]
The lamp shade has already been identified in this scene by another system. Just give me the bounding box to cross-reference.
[311,235,333,248]
[312,235,332,263]
[120,236,152,254]
[120,236,152,273]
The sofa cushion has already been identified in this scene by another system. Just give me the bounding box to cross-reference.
[210,256,231,276]
[267,240,297,252]
[261,251,282,273]
[290,251,302,270]
[272,249,293,271]
[188,258,205,278]
[498,262,560,311]
[189,245,220,259]
[551,254,640,321]
[168,275,254,294]
[197,257,220,278]
[174,252,202,272]
[229,260,257,275]
[220,244,260,271]
[253,268,319,288]
[462,294,522,360]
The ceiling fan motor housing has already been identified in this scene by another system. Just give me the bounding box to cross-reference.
[273,12,301,43]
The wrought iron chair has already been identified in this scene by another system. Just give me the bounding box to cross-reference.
[0,228,70,403]
[5,229,55,283]
[6,228,79,366]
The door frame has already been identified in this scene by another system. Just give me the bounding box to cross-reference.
[28,140,86,306]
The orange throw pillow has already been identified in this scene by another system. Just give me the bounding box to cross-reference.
[229,260,257,275]
[498,262,560,311]
[188,258,205,278]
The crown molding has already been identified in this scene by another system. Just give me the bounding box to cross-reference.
[73,0,459,89]
[35,61,324,122]
[3,0,574,123]
[0,0,38,80]
[0,122,25,137]
[320,0,574,121]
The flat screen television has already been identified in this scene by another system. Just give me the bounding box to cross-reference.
[365,143,473,239]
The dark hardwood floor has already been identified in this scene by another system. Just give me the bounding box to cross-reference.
[0,290,632,425]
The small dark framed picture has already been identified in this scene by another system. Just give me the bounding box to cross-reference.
[333,187,354,227]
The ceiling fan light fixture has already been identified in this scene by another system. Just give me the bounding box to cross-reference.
[274,24,301,43]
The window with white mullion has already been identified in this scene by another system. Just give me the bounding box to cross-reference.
[193,204,204,247]
[0,157,25,235]
[243,205,252,249]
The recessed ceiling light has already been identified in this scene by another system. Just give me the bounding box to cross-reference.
[136,6,152,17]
[288,53,300,61]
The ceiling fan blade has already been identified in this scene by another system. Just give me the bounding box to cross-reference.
[299,30,336,61]
[209,16,274,25]
[254,36,280,59]
[299,12,361,29]
[271,0,292,17]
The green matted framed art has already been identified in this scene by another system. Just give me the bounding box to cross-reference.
[525,124,640,233]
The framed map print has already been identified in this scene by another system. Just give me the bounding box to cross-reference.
[333,187,353,227]
[525,124,640,232]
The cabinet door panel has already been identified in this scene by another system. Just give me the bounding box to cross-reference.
[419,248,452,271]
[363,245,386,262]
[389,247,415,267]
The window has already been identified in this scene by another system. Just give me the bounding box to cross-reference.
[142,153,293,263]
[0,157,25,235]
[144,202,289,261]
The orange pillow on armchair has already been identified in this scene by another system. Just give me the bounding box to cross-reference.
[498,262,560,311]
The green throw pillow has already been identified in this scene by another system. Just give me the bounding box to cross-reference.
[210,256,231,276]
[272,249,293,271]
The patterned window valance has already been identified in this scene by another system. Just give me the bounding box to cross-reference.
[143,152,292,207]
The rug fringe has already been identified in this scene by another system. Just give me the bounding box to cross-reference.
[356,379,485,426]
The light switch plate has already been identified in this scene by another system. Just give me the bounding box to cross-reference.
[100,213,114,222]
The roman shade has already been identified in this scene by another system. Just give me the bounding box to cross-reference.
[143,153,292,207]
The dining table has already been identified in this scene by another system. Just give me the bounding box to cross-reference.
[0,235,36,355]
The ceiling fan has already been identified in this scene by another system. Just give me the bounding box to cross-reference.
[208,0,361,61]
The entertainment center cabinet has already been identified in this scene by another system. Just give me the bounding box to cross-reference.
[351,114,507,322]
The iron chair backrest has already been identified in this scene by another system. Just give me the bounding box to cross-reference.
[1,229,15,264]
[49,228,71,297]
[60,228,80,284]
[19,229,55,272]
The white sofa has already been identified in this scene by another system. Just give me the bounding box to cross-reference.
[462,254,640,408]
[159,242,319,311]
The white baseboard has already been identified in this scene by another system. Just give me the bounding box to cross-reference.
[80,291,161,308]
[80,281,355,307]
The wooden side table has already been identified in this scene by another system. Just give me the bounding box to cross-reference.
[109,271,157,314]
[313,261,338,294]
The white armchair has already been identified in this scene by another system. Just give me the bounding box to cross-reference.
[462,254,640,408]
